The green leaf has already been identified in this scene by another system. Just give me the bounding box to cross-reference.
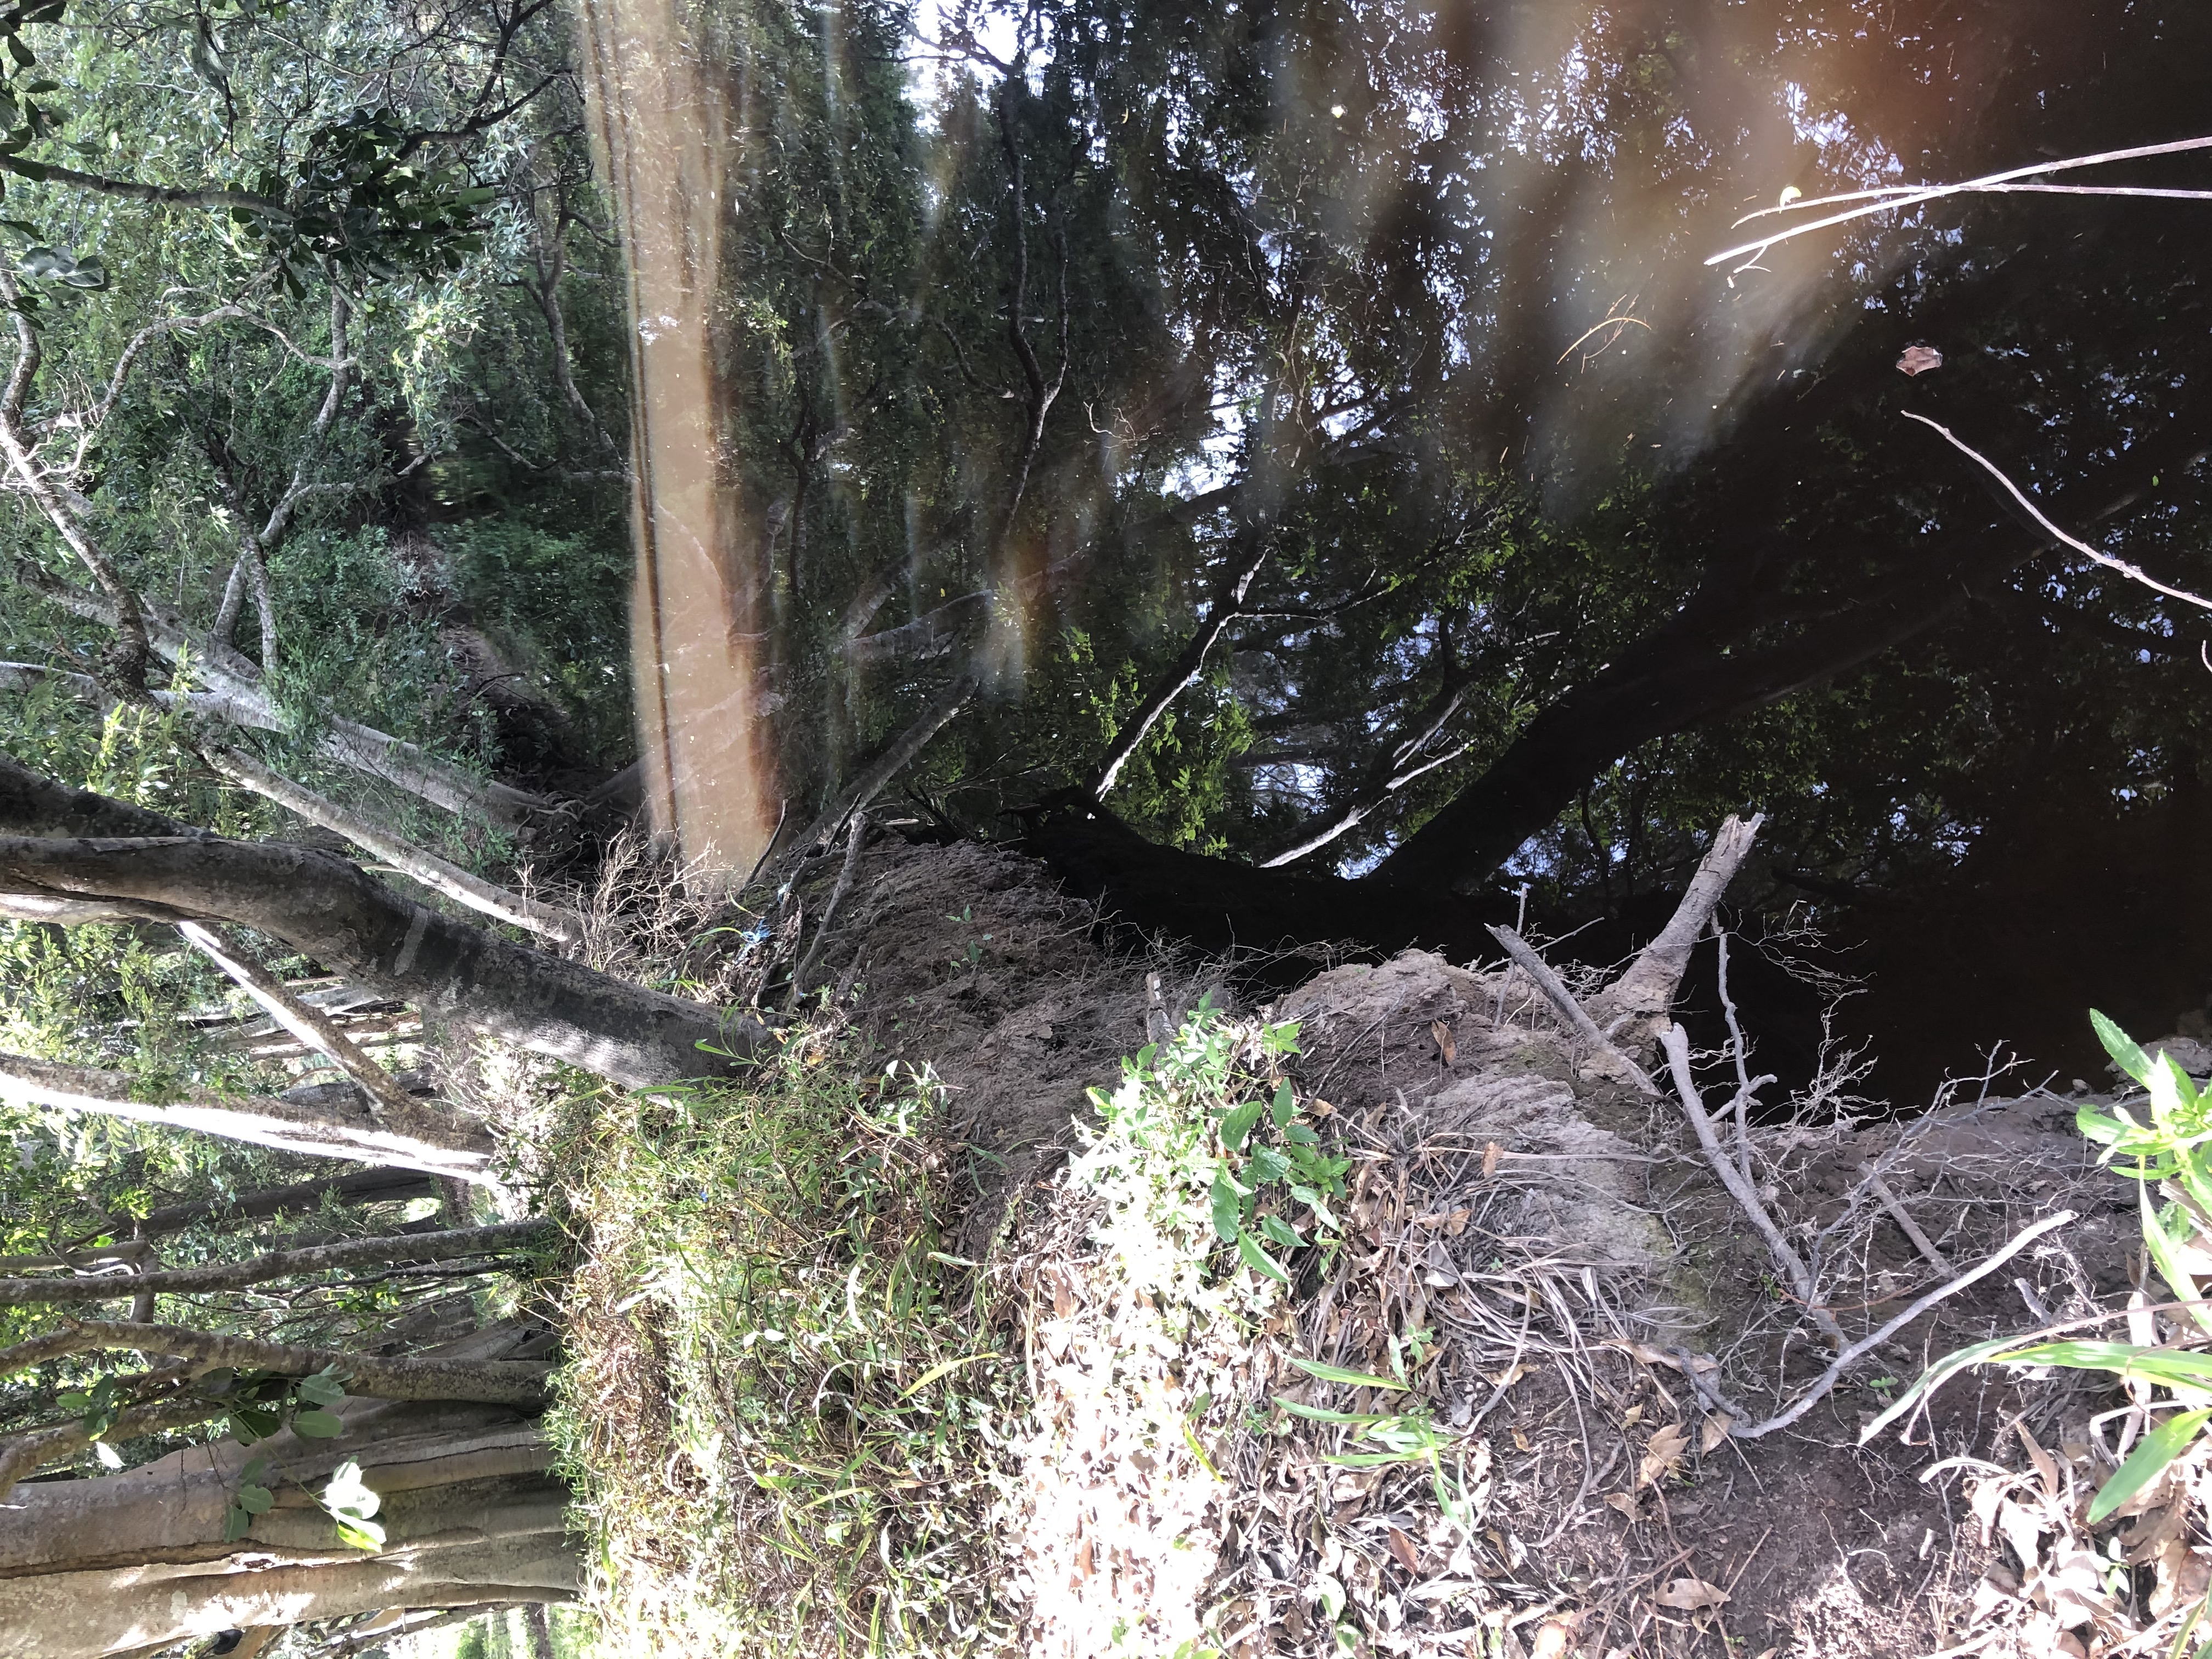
[2090,1408,2212,1523]
[236,1483,273,1514]
[1271,1081,1295,1128]
[222,1503,252,1542]
[1249,1144,1290,1184]
[334,1517,386,1551]
[1272,1397,1387,1425]
[229,1403,280,1442]
[2094,1009,2156,1087]
[1235,1228,1290,1283]
[2139,1186,2212,1335]
[1259,1213,1306,1249]
[1209,1172,1241,1240]
[1219,1097,1265,1152]
[295,1369,347,1407]
[1283,1125,1321,1144]
[1281,1354,1409,1392]
[292,1408,345,1439]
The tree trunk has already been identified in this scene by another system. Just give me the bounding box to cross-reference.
[0,749,761,1087]
[0,1398,575,1658]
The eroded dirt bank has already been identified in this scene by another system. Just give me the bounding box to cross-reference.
[564,828,2168,1658]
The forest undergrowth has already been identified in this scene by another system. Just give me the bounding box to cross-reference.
[533,829,2212,1659]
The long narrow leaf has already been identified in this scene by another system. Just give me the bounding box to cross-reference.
[1272,1396,1387,1425]
[2141,1186,2212,1336]
[1235,1228,1291,1283]
[1281,1354,1409,1392]
[2089,1408,2212,1523]
[1860,1335,2021,1444]
[2095,1009,2156,1087]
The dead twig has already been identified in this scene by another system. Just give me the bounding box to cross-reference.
[1680,1207,2076,1442]
[1660,1022,1843,1344]
[1485,925,1661,1097]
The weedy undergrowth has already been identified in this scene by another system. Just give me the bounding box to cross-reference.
[1867,1012,2212,1652]
[548,1040,1022,1657]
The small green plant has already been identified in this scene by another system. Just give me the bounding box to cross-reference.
[1869,1013,2212,1535]
[1273,1355,1482,1528]
[1077,998,1346,1290]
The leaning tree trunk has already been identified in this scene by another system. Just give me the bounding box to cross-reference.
[0,748,763,1087]
[0,1395,576,1658]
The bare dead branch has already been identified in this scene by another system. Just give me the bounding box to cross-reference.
[1707,134,2212,270]
[1592,814,1764,1029]
[1685,1209,2078,1441]
[1661,1020,1844,1344]
[175,920,425,1120]
[0,1052,493,1178]
[207,746,586,946]
[1088,540,1274,799]
[1905,412,2212,612]
[1485,924,1662,1097]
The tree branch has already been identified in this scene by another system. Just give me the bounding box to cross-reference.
[0,1319,550,1407]
[0,1052,494,1178]
[176,920,425,1121]
[1086,540,1273,799]
[0,1220,552,1307]
[207,746,586,947]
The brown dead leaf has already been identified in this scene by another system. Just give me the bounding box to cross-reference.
[1621,1404,1644,1428]
[1527,1615,1583,1659]
[1700,1414,1734,1454]
[1309,1097,1335,1117]
[1444,1206,1471,1236]
[1481,1141,1502,1179]
[1603,1492,1639,1517]
[1431,1019,1457,1065]
[1511,1427,1532,1452]
[1896,344,1943,376]
[2013,1419,2062,1502]
[1385,1526,1420,1573]
[1074,1536,1094,1579]
[1486,1363,1531,1388]
[1654,1577,1729,1613]
[1638,1422,1689,1489]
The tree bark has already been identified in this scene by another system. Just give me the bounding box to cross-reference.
[0,1220,552,1308]
[0,1319,550,1407]
[0,1053,494,1180]
[0,1398,575,1659]
[0,748,761,1086]
[124,1170,438,1239]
